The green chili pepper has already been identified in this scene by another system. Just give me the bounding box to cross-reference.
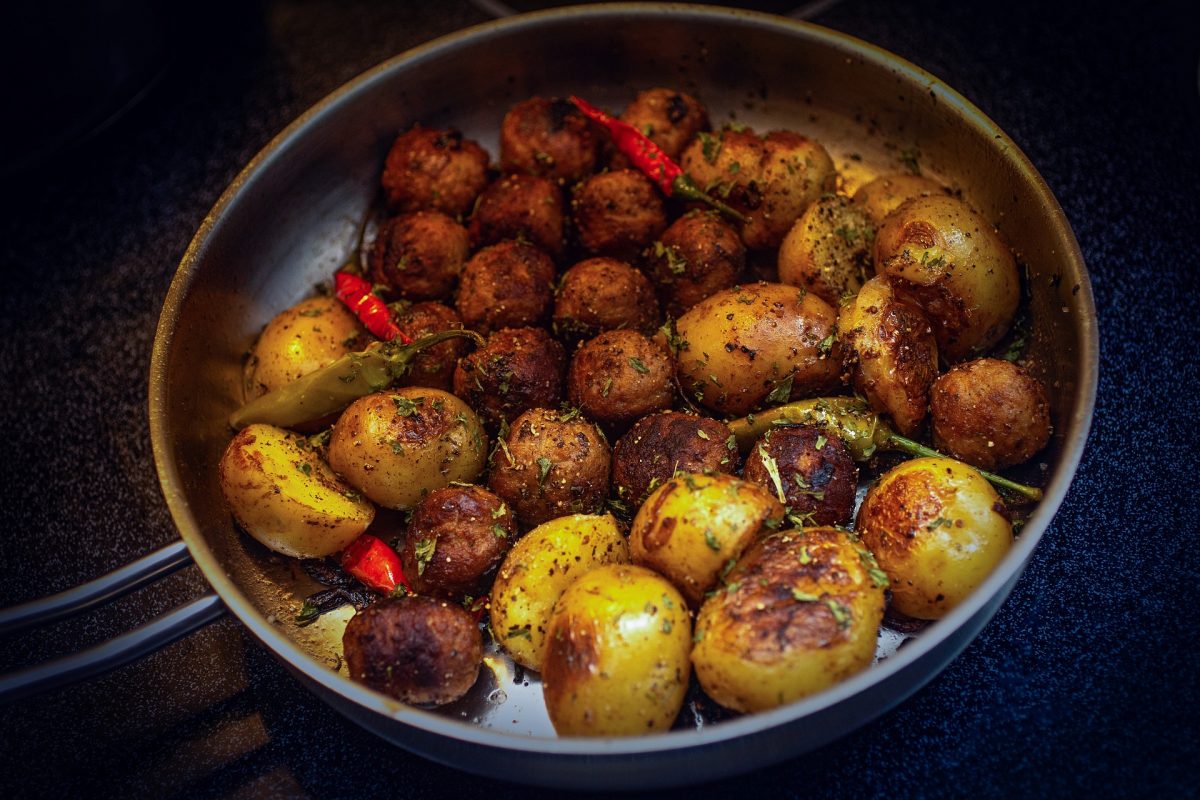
[229,329,483,430]
[729,396,1043,501]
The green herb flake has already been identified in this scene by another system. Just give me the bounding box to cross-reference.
[297,308,324,318]
[537,456,553,485]
[390,440,405,455]
[815,434,828,450]
[926,516,953,530]
[765,374,794,405]
[726,434,738,451]
[703,528,721,552]
[899,148,922,175]
[798,545,813,565]
[661,618,674,634]
[505,626,532,640]
[825,599,852,629]
[698,131,722,164]
[791,588,820,603]
[817,334,835,355]
[628,357,650,375]
[492,503,507,519]
[295,461,312,476]
[601,377,613,397]
[492,524,508,539]
[758,444,788,504]
[414,537,436,576]
[696,429,710,440]
[392,396,422,416]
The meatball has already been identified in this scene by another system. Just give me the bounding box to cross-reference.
[400,485,516,598]
[617,88,710,162]
[567,330,674,428]
[552,257,660,341]
[741,426,858,527]
[393,302,468,392]
[500,96,601,183]
[342,596,482,706]
[487,407,611,528]
[380,124,490,217]
[930,357,1052,470]
[452,327,566,431]
[370,211,469,301]
[644,210,745,316]
[611,412,738,507]
[777,195,874,305]
[571,169,667,260]
[468,173,566,258]
[455,240,555,334]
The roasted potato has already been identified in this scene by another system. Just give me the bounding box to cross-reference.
[674,282,843,416]
[837,274,939,436]
[326,387,487,510]
[571,169,667,260]
[610,412,738,507]
[692,527,886,712]
[218,423,374,558]
[552,257,660,341]
[777,195,874,305]
[400,484,516,598]
[741,426,858,527]
[852,173,946,228]
[380,125,490,217]
[629,472,784,607]
[930,357,1052,469]
[244,296,363,399]
[489,513,631,670]
[856,456,1013,619]
[566,330,675,428]
[542,564,691,736]
[452,326,566,431]
[874,194,1020,362]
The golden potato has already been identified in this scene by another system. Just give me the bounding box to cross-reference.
[218,423,374,558]
[837,275,939,436]
[244,296,363,399]
[777,195,874,305]
[489,513,631,670]
[542,564,691,736]
[856,457,1013,619]
[874,194,1020,362]
[692,527,886,712]
[629,472,784,607]
[674,282,843,416]
[852,173,946,227]
[326,387,487,510]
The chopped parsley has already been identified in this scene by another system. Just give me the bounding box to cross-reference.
[765,374,794,405]
[703,528,721,552]
[628,356,650,374]
[536,456,553,486]
[414,537,436,576]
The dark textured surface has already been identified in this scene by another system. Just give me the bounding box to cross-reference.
[1,0,1197,796]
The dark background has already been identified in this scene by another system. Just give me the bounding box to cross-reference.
[1,1,1197,797]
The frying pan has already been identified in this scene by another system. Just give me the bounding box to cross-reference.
[0,4,1097,790]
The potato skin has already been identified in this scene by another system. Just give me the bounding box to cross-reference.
[326,387,487,510]
[567,330,675,428]
[452,327,566,431]
[370,211,470,301]
[611,412,738,507]
[741,426,858,527]
[552,257,660,341]
[542,564,691,736]
[838,275,939,436]
[219,424,375,558]
[852,173,946,228]
[571,169,667,260]
[455,239,556,334]
[489,513,631,670]
[856,457,1013,619]
[343,596,482,706]
[500,96,601,183]
[468,173,566,258]
[486,407,611,528]
[629,472,784,607]
[874,194,1020,363]
[381,125,490,217]
[399,485,516,598]
[692,527,886,712]
[617,87,709,162]
[644,210,745,317]
[777,195,874,305]
[674,282,843,416]
[391,302,468,392]
[930,358,1051,470]
[245,296,363,399]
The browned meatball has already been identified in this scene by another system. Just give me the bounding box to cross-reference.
[930,358,1052,470]
[393,302,467,391]
[500,96,601,183]
[452,327,566,431]
[468,173,566,258]
[370,211,469,301]
[342,596,482,706]
[618,88,710,162]
[742,426,858,527]
[400,485,516,598]
[381,125,490,217]
[571,169,668,260]
[645,211,745,316]
[487,407,611,528]
[611,412,737,507]
[552,257,659,341]
[455,240,555,334]
[567,330,674,428]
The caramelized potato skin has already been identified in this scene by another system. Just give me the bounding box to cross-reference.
[455,239,556,334]
[552,257,660,341]
[500,96,601,183]
[741,426,858,527]
[370,211,470,301]
[468,173,566,258]
[567,330,675,427]
[611,412,737,507]
[852,173,946,228]
[930,358,1051,470]
[452,327,566,431]
[343,596,482,705]
[400,484,516,598]
[777,195,874,305]
[381,125,490,217]
[245,296,363,399]
[644,211,745,316]
[571,169,668,260]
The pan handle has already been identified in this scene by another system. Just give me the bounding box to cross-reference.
[0,541,227,705]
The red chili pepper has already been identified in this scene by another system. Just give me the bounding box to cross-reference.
[341,534,411,595]
[569,95,747,223]
[334,270,411,344]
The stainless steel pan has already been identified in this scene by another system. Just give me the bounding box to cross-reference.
[0,4,1097,789]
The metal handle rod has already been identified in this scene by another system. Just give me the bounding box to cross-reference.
[0,592,226,706]
[0,540,194,636]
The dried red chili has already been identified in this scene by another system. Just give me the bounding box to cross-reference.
[340,534,412,595]
[334,270,411,344]
[569,95,746,223]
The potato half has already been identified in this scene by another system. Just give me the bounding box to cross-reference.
[542,564,692,736]
[489,513,631,670]
[218,423,374,558]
